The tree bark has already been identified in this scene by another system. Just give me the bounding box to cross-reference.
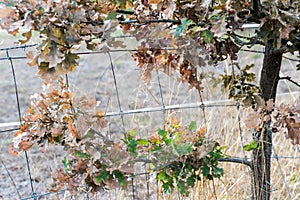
[252,41,283,200]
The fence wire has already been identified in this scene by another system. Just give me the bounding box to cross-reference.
[0,43,298,200]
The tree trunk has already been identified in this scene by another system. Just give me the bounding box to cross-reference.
[252,41,283,200]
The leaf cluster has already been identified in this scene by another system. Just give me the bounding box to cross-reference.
[123,120,225,196]
[10,78,107,155]
[219,63,262,108]
[9,81,225,195]
[244,98,300,145]
[1,0,125,79]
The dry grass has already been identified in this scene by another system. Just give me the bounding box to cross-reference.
[0,33,300,200]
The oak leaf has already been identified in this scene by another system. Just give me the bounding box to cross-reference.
[244,112,261,129]
[68,122,80,139]
[286,118,300,145]
[18,140,34,151]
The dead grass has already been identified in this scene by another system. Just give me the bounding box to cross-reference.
[0,32,300,200]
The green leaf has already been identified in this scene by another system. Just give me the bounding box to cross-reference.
[188,121,197,132]
[161,182,173,194]
[177,179,189,195]
[95,170,110,183]
[158,129,167,137]
[128,129,137,137]
[174,18,194,37]
[74,151,89,159]
[158,170,174,194]
[151,145,162,152]
[201,30,213,43]
[71,1,77,7]
[106,12,118,20]
[113,170,127,187]
[86,42,97,51]
[157,171,168,182]
[175,143,193,155]
[62,157,70,176]
[136,139,149,145]
[128,139,137,155]
[186,175,196,187]
[158,129,171,145]
[243,141,259,151]
[212,165,224,178]
[201,165,210,177]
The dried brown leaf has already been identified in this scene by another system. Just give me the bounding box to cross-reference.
[286,118,300,145]
[68,122,80,139]
[244,112,261,129]
[27,55,39,67]
[148,0,162,4]
[18,140,34,151]
[266,99,274,111]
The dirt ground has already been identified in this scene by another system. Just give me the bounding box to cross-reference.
[1,32,300,200]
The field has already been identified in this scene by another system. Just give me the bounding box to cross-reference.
[1,31,300,199]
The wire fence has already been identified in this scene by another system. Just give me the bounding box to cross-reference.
[0,42,299,200]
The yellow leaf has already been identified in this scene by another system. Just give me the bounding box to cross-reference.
[53,27,63,38]
[19,30,32,44]
[94,109,105,118]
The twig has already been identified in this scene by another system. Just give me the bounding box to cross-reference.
[230,33,254,46]
[231,32,265,46]
[283,55,300,62]
[119,19,181,25]
[279,76,300,88]
[241,49,300,62]
[116,9,134,15]
[240,49,264,54]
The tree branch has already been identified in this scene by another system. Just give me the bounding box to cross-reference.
[272,46,288,54]
[279,76,300,88]
[219,157,253,169]
[283,55,300,62]
[119,19,181,25]
[230,32,265,46]
[240,49,264,54]
[116,9,134,15]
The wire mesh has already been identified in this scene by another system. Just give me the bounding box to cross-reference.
[0,42,298,200]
